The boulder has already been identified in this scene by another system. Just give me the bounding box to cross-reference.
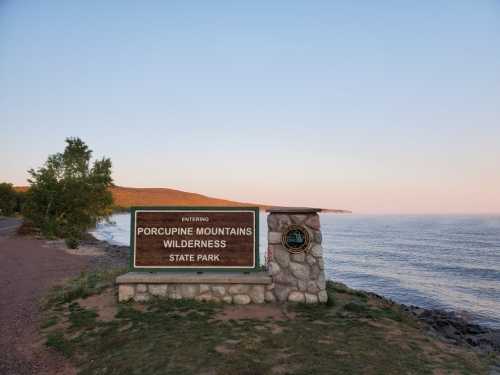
[288,291,305,303]
[233,294,251,305]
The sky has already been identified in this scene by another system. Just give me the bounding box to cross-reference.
[1,1,499,214]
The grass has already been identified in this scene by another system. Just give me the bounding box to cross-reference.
[43,267,126,306]
[46,331,74,358]
[41,271,497,375]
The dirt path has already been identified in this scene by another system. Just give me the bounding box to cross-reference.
[0,223,91,375]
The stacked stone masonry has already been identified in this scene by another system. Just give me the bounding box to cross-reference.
[116,272,273,304]
[267,212,327,303]
[118,282,274,304]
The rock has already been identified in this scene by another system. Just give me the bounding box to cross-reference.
[229,284,250,294]
[179,284,199,298]
[307,281,320,294]
[304,214,321,230]
[118,285,135,302]
[487,331,500,350]
[222,296,233,304]
[274,285,291,302]
[199,284,210,294]
[305,293,318,304]
[489,364,500,375]
[273,247,290,268]
[268,261,281,276]
[195,294,213,302]
[291,253,305,263]
[318,290,328,303]
[136,284,147,293]
[290,214,307,225]
[407,305,500,353]
[289,262,309,280]
[233,294,251,305]
[168,286,182,299]
[211,285,227,297]
[134,293,150,302]
[317,257,325,270]
[273,270,297,286]
[268,232,282,244]
[412,307,425,317]
[288,291,305,303]
[466,335,481,347]
[310,265,320,279]
[310,244,323,257]
[298,279,307,291]
[316,274,326,290]
[466,324,486,335]
[249,286,265,304]
[148,284,167,297]
[265,291,276,302]
[313,231,322,244]
[306,255,316,265]
[442,325,460,339]
[268,214,292,232]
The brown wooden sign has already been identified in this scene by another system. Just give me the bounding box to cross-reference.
[130,207,259,271]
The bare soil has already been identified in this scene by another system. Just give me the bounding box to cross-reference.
[0,230,91,375]
[76,288,117,322]
[214,304,296,322]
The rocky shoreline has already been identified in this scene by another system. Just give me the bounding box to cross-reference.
[356,289,500,356]
[401,304,500,354]
[82,234,500,357]
[79,234,129,269]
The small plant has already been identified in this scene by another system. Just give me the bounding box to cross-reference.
[326,286,336,307]
[68,302,98,329]
[344,301,368,313]
[43,268,126,307]
[65,237,79,249]
[0,182,19,216]
[46,331,73,357]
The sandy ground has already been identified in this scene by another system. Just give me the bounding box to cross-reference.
[0,221,91,375]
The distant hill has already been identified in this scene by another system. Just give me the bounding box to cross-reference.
[14,185,351,213]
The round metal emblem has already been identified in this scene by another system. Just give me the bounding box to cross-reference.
[282,225,310,253]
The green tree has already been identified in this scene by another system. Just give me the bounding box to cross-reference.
[0,183,18,216]
[23,138,113,243]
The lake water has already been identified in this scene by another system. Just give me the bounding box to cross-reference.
[91,213,500,328]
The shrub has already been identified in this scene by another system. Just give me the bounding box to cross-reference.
[0,183,18,216]
[65,237,80,249]
[23,138,113,243]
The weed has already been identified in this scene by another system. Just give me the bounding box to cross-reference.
[46,331,73,357]
[344,301,369,313]
[68,303,98,329]
[41,316,58,329]
[42,268,126,308]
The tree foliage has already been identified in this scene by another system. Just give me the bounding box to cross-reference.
[0,183,18,216]
[23,138,113,241]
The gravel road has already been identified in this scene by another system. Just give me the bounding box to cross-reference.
[0,219,90,375]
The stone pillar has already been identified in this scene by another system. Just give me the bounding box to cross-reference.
[267,208,327,304]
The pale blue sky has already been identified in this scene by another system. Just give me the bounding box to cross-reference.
[1,1,499,213]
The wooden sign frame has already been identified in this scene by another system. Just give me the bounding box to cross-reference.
[129,206,260,272]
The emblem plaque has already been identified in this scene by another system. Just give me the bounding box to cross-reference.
[282,225,310,253]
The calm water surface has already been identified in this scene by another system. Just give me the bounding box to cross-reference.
[92,213,500,328]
